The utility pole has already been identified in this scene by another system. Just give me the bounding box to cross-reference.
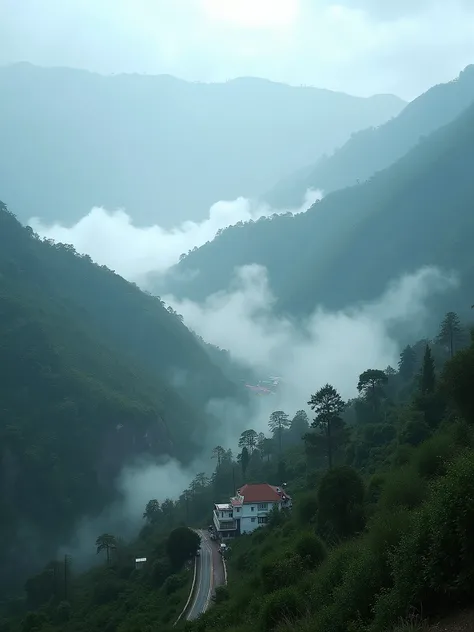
[64,554,71,601]
[52,562,58,601]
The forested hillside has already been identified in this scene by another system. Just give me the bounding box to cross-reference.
[165,94,474,321]
[3,312,474,632]
[265,64,474,208]
[0,63,404,227]
[0,203,239,596]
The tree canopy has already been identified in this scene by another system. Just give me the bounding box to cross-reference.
[166,527,201,569]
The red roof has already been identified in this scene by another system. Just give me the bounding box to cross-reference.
[237,483,291,503]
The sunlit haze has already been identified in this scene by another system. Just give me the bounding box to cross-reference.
[2,0,474,97]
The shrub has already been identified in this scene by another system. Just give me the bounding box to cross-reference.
[163,572,186,595]
[366,473,386,504]
[151,557,172,586]
[414,432,454,480]
[234,549,254,573]
[307,540,357,608]
[373,449,474,628]
[399,416,431,447]
[295,532,326,569]
[378,466,426,511]
[296,492,318,525]
[55,601,71,623]
[253,529,267,544]
[366,508,411,563]
[281,521,297,537]
[320,543,390,632]
[92,578,125,605]
[261,553,304,593]
[261,587,305,631]
[213,585,230,604]
[317,466,365,542]
[391,445,413,467]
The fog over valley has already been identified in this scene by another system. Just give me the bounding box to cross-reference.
[1,3,474,631]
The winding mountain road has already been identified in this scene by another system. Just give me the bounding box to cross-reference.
[186,530,225,621]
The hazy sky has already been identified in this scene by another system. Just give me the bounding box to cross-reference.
[2,0,474,99]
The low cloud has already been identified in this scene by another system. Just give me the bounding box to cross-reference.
[29,189,321,285]
[165,264,457,422]
[58,456,199,568]
[42,210,456,562]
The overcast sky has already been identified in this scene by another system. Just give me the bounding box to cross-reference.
[1,0,474,99]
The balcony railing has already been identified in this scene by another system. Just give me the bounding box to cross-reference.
[213,511,237,531]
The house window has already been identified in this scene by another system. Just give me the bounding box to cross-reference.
[251,517,256,522]
[251,506,255,511]
[257,503,268,510]
[236,507,240,512]
[258,516,268,524]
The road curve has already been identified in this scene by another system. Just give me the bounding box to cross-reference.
[186,530,224,621]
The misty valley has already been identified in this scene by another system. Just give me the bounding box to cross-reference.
[1,35,474,632]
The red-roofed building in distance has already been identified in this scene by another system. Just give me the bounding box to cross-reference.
[212,483,292,539]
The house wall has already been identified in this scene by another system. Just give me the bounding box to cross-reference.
[212,492,292,537]
[240,501,276,534]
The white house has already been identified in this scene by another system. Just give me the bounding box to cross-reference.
[212,483,292,539]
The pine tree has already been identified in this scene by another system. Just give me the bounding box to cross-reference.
[398,345,417,380]
[357,369,388,412]
[238,447,250,478]
[307,384,346,469]
[420,344,435,394]
[436,311,462,358]
[268,411,290,455]
[238,430,258,453]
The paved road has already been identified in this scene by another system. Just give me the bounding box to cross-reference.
[186,530,224,621]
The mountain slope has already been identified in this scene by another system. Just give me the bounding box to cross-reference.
[164,98,474,321]
[264,64,474,208]
[0,203,238,595]
[0,63,405,227]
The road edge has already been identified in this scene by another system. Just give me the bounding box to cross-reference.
[173,554,197,627]
[222,556,228,585]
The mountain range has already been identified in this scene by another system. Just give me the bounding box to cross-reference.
[264,64,474,208]
[2,59,474,604]
[0,62,404,228]
[164,65,474,323]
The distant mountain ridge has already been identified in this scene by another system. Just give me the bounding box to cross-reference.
[264,64,474,208]
[0,62,404,227]
[163,73,474,324]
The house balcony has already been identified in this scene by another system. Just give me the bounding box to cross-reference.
[213,510,237,532]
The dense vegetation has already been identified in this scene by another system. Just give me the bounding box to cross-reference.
[0,203,242,595]
[264,64,474,208]
[0,63,404,227]
[164,72,474,323]
[0,522,200,632]
[2,62,474,632]
[185,312,474,632]
[3,311,473,632]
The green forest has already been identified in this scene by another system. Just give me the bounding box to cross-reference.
[2,51,474,632]
[0,202,246,597]
[2,309,474,632]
